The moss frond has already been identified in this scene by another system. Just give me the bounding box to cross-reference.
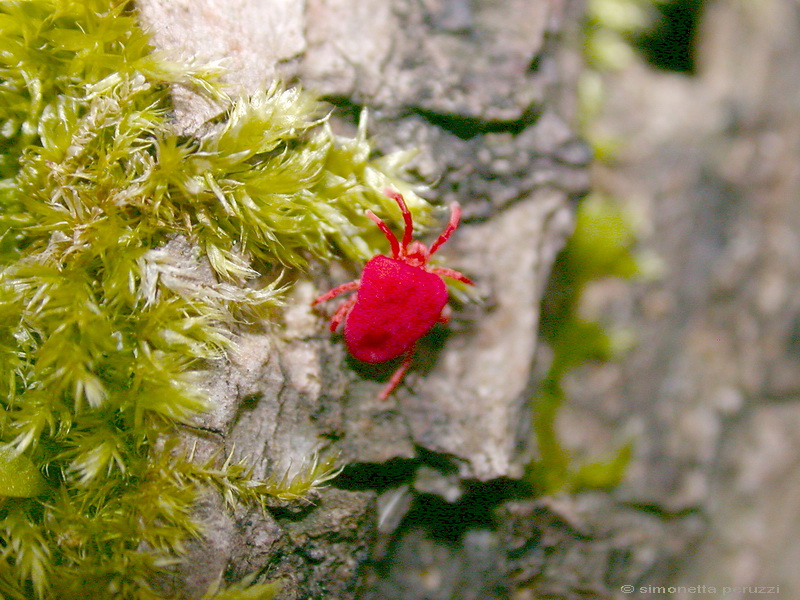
[0,503,52,598]
[202,573,282,600]
[259,452,343,502]
[174,445,342,508]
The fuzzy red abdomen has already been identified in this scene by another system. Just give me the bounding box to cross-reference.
[344,255,448,363]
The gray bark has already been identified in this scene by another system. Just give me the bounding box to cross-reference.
[134,0,800,599]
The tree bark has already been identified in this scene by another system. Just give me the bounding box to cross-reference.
[131,0,789,599]
[137,0,800,598]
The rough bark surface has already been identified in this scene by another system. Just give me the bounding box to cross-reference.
[130,0,800,599]
[135,0,586,598]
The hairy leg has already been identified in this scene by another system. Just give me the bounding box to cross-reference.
[329,294,358,332]
[366,210,401,258]
[428,202,462,256]
[379,348,415,401]
[383,188,414,252]
[312,280,359,306]
[430,266,473,286]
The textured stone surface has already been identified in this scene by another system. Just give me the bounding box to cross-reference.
[300,0,550,118]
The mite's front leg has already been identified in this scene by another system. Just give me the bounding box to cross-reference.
[311,280,360,306]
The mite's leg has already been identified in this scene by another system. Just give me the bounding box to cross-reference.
[312,280,359,306]
[329,294,358,332]
[378,348,415,401]
[428,202,462,255]
[438,304,452,325]
[383,188,414,252]
[430,266,474,286]
[366,210,401,258]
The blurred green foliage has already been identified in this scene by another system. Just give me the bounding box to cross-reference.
[580,0,679,161]
[528,196,638,495]
[0,0,425,597]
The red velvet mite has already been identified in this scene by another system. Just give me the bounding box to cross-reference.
[312,189,473,400]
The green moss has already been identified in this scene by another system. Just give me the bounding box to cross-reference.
[527,196,637,495]
[580,0,669,158]
[200,574,282,600]
[0,0,425,597]
[0,450,46,497]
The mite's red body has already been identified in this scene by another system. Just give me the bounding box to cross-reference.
[312,189,473,400]
[345,255,449,363]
